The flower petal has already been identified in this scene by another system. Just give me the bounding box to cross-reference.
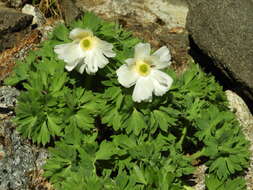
[150,69,173,96]
[152,46,171,69]
[125,58,135,65]
[83,49,110,74]
[95,52,109,68]
[77,62,86,74]
[132,77,154,102]
[69,28,93,40]
[116,64,139,88]
[97,39,116,58]
[135,43,151,59]
[54,42,84,71]
[84,53,99,74]
[65,60,81,71]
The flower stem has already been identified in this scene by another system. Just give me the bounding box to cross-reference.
[189,148,206,160]
[177,126,187,150]
[84,75,93,89]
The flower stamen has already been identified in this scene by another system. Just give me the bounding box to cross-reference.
[135,60,151,76]
[80,36,95,51]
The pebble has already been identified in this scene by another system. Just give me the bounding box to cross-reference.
[0,86,19,109]
[22,4,46,27]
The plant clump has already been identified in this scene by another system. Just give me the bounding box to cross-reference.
[5,12,250,190]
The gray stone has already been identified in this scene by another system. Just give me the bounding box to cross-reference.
[0,1,6,8]
[76,0,189,30]
[5,0,24,8]
[0,86,20,109]
[0,120,48,190]
[0,7,33,52]
[225,90,253,190]
[22,4,46,27]
[186,0,253,110]
[193,164,207,190]
[159,31,190,72]
[59,0,83,26]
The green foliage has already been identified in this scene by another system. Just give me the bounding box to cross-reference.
[205,174,246,190]
[193,106,250,179]
[5,12,250,189]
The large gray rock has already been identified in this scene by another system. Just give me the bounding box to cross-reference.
[186,0,253,110]
[0,7,33,52]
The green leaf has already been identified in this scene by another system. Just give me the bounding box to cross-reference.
[183,186,195,190]
[103,86,121,100]
[81,12,102,31]
[16,116,37,138]
[47,115,62,136]
[36,122,50,146]
[153,110,170,132]
[132,165,147,185]
[50,72,67,93]
[125,109,147,135]
[95,141,115,160]
[53,24,69,41]
[206,175,246,190]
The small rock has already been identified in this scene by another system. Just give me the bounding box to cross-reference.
[193,165,207,190]
[159,30,190,72]
[0,29,41,82]
[76,0,188,29]
[0,145,5,160]
[6,0,24,8]
[59,0,83,25]
[22,4,46,27]
[0,86,20,109]
[38,19,64,41]
[0,7,33,34]
[0,120,49,190]
[225,90,253,190]
[225,90,253,140]
[187,0,253,110]
[145,0,189,29]
[0,7,33,52]
[0,1,6,8]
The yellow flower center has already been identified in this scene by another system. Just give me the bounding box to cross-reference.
[135,60,151,76]
[80,36,95,51]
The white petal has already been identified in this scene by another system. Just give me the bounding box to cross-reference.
[134,43,151,59]
[84,49,110,74]
[125,58,135,66]
[93,50,109,68]
[97,39,116,58]
[54,42,84,71]
[152,46,171,69]
[150,69,173,96]
[116,64,139,88]
[69,28,93,40]
[132,77,154,102]
[84,52,99,74]
[77,62,86,74]
[65,59,81,71]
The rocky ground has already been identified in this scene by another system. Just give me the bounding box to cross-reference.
[0,0,252,189]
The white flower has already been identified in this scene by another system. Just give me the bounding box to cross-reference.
[116,43,173,103]
[54,28,116,74]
